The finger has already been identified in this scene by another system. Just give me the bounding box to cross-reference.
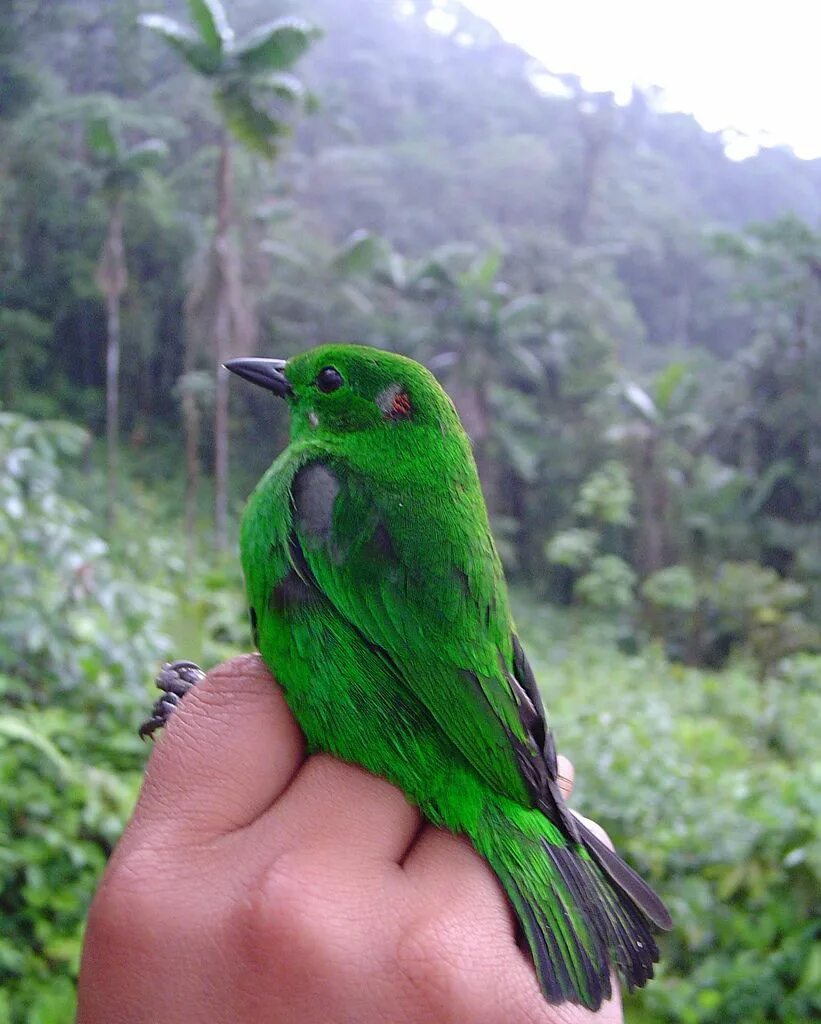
[400,829,559,1021]
[255,753,422,862]
[556,754,574,800]
[571,811,615,851]
[133,654,304,841]
[555,756,616,851]
[403,826,515,932]
[403,827,623,1024]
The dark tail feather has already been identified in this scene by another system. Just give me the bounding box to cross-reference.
[576,817,673,931]
[480,800,671,1010]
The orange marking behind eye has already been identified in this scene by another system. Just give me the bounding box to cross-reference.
[392,391,412,417]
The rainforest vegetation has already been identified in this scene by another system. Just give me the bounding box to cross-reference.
[1,1,819,1020]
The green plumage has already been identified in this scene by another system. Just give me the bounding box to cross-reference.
[234,344,671,1010]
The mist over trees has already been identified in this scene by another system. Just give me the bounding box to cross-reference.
[4,0,820,660]
[1,2,820,1021]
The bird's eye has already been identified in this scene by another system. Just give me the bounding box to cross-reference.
[316,366,343,393]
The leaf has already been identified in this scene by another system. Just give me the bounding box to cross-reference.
[384,250,408,289]
[510,344,542,378]
[575,461,635,526]
[260,239,309,267]
[0,716,73,780]
[235,17,321,74]
[653,361,687,414]
[339,283,374,315]
[622,380,658,422]
[428,242,479,266]
[409,258,455,290]
[409,243,476,289]
[746,459,794,517]
[138,14,223,76]
[495,422,539,480]
[499,295,544,328]
[575,555,637,609]
[214,84,288,157]
[122,139,168,172]
[332,229,385,275]
[256,71,306,105]
[187,0,233,51]
[642,566,698,611]
[304,90,321,115]
[85,116,119,159]
[469,249,502,289]
[545,528,598,569]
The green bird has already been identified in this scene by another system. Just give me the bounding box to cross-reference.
[224,343,672,1010]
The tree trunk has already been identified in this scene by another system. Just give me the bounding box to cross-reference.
[633,432,670,577]
[447,345,500,514]
[105,289,121,531]
[562,103,613,246]
[97,196,126,534]
[183,385,201,567]
[214,136,233,551]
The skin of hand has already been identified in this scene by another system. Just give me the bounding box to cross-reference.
[77,656,623,1024]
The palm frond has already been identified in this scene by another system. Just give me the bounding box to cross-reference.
[123,139,168,171]
[187,0,233,52]
[139,14,223,76]
[86,116,120,160]
[215,84,289,158]
[256,71,306,105]
[332,230,386,275]
[235,17,320,73]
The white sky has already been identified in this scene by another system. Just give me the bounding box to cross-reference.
[452,0,821,160]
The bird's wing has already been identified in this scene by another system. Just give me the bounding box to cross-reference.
[290,458,571,820]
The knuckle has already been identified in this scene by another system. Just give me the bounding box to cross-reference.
[232,850,339,973]
[231,848,389,1001]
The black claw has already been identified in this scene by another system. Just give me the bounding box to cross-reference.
[138,716,165,741]
[139,659,205,740]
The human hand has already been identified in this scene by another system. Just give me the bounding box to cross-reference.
[77,655,623,1024]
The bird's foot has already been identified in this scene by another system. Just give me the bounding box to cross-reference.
[139,660,205,740]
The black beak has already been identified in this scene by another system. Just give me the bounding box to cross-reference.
[224,358,292,397]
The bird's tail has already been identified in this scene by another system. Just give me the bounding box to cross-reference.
[475,797,671,1011]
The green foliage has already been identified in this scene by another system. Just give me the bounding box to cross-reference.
[0,413,173,695]
[0,310,52,413]
[214,81,289,156]
[514,600,821,1024]
[0,705,141,1022]
[642,565,698,612]
[575,555,637,610]
[707,563,819,678]
[139,7,319,153]
[235,17,321,74]
[545,527,598,569]
[0,413,246,1020]
[188,0,234,53]
[642,560,819,678]
[0,414,156,1018]
[574,460,635,527]
[545,461,636,609]
[138,14,223,75]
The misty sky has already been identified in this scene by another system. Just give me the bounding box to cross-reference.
[453,0,821,161]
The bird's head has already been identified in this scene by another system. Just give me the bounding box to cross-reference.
[225,344,461,446]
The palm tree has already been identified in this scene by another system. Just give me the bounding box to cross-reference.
[609,363,707,578]
[88,115,167,532]
[140,0,320,549]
